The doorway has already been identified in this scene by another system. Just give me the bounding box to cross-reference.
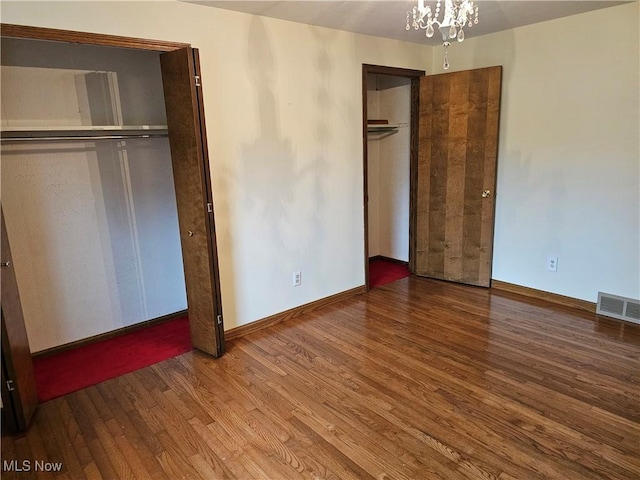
[362,65,424,290]
[362,64,502,290]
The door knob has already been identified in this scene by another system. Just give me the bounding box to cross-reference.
[482,190,491,198]
[1,261,10,268]
[188,231,194,237]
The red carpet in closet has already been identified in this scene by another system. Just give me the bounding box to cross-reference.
[369,258,410,288]
[33,316,191,402]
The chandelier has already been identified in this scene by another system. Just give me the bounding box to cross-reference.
[406,0,478,70]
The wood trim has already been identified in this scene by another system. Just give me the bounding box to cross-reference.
[491,280,596,313]
[1,24,190,52]
[409,76,420,275]
[362,65,370,291]
[225,286,366,341]
[369,255,409,266]
[31,310,188,359]
[363,64,426,78]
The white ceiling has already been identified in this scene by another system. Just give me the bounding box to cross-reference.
[185,0,631,45]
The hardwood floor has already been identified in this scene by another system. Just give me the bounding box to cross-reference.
[2,276,639,479]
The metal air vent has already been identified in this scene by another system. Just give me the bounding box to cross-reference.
[596,292,640,324]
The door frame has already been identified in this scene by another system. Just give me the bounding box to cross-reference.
[0,23,225,355]
[362,64,424,290]
[0,24,189,51]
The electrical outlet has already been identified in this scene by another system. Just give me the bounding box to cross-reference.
[547,256,558,272]
[293,271,302,287]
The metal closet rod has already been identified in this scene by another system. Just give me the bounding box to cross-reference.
[1,133,169,142]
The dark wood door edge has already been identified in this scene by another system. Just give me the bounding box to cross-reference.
[1,24,191,52]
[160,47,223,357]
[192,49,225,356]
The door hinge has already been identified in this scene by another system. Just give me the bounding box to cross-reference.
[195,75,201,87]
[6,380,15,392]
[216,314,222,325]
[207,202,213,213]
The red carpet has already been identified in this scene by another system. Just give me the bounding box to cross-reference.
[369,258,410,288]
[33,316,192,402]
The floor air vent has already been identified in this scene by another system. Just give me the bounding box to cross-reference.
[596,292,640,324]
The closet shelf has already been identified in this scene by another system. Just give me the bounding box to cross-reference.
[1,125,169,142]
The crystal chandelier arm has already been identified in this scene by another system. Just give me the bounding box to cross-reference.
[441,0,455,27]
[417,8,432,25]
[456,2,473,27]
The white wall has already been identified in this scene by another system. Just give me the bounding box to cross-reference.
[431,2,640,302]
[377,76,410,262]
[0,1,432,331]
[367,75,411,262]
[1,39,186,351]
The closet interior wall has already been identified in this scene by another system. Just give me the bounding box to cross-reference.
[0,38,187,353]
[366,74,411,263]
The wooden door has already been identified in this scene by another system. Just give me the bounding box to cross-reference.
[415,66,502,287]
[160,48,224,357]
[1,208,38,432]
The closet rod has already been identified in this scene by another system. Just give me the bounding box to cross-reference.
[1,133,168,142]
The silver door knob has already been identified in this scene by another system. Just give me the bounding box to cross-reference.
[188,231,194,237]
[1,261,10,268]
[482,190,491,198]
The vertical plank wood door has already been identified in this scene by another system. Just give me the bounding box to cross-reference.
[416,66,502,287]
[1,208,38,431]
[160,48,224,357]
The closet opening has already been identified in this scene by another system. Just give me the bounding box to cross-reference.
[1,26,223,389]
[362,65,424,290]
[1,36,188,356]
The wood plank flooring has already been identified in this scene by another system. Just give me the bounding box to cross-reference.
[2,276,639,479]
